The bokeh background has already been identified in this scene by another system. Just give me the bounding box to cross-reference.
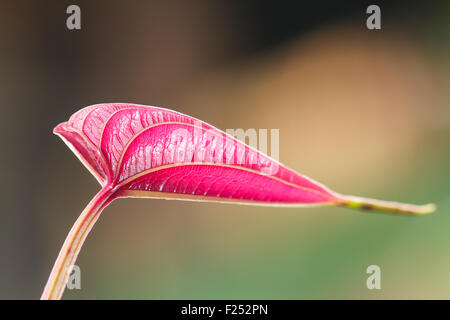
[1,0,449,299]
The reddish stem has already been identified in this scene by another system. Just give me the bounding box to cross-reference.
[41,185,115,300]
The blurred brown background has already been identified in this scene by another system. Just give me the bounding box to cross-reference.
[1,0,449,299]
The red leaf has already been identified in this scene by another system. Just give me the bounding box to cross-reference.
[54,103,339,205]
[43,103,435,299]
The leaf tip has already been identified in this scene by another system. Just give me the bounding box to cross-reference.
[340,195,436,216]
[415,203,436,215]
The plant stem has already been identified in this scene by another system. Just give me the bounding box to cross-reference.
[340,195,436,215]
[41,185,115,300]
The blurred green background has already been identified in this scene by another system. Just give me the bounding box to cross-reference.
[0,0,449,299]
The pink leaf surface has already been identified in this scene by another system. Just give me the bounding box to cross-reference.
[54,103,340,205]
[43,103,435,300]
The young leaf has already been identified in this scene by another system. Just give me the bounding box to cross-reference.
[42,103,435,300]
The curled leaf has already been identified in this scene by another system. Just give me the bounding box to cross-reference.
[42,103,435,299]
